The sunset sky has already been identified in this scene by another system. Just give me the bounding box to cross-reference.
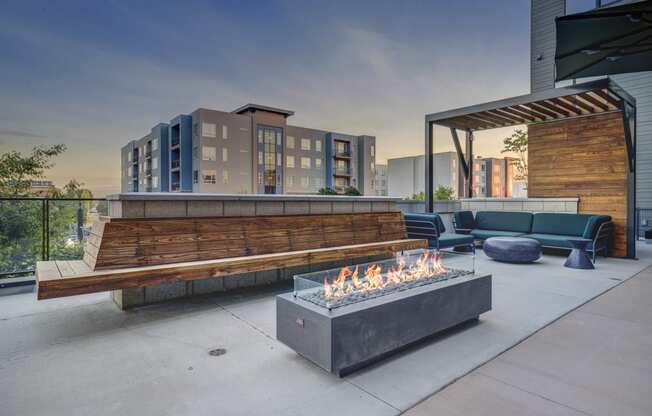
[0,0,530,196]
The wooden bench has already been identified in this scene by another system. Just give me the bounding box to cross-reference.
[36,212,427,301]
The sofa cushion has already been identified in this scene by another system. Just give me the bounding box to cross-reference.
[582,215,611,239]
[524,233,592,249]
[432,233,474,249]
[475,211,533,233]
[454,210,475,230]
[405,213,446,233]
[471,229,526,239]
[531,213,592,236]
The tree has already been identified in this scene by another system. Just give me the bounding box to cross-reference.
[435,185,454,200]
[501,129,528,185]
[406,192,425,201]
[343,187,361,196]
[0,144,66,196]
[318,187,339,195]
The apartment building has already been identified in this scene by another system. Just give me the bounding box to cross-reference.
[375,164,388,196]
[121,104,376,195]
[471,157,518,198]
[120,123,169,192]
[387,152,458,198]
[531,0,651,211]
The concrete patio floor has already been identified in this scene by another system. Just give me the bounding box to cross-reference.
[406,249,652,416]
[1,244,651,416]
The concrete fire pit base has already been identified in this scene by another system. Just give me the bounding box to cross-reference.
[276,273,492,376]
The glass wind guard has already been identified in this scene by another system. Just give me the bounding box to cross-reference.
[293,248,475,310]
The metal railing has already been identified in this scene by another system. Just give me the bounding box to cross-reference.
[0,197,107,278]
[636,208,652,240]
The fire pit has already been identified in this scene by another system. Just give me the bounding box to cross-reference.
[276,249,492,376]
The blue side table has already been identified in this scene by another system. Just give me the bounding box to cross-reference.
[564,238,594,269]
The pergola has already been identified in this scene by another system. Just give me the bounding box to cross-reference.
[424,78,637,257]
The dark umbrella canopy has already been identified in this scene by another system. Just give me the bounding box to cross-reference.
[555,1,652,81]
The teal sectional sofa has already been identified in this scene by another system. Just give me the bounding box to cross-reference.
[404,213,474,251]
[453,211,613,261]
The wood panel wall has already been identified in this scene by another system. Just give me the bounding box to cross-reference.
[83,212,407,270]
[528,112,628,257]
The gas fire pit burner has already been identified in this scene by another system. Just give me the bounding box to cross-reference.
[277,249,492,376]
[298,251,473,309]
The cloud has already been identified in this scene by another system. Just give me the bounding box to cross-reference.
[0,128,46,139]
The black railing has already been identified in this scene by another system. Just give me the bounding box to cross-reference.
[0,197,108,278]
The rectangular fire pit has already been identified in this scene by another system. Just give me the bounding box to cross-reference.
[276,249,492,376]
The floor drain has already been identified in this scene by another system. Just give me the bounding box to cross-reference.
[209,348,227,357]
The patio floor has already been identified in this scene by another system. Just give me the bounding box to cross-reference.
[1,244,651,415]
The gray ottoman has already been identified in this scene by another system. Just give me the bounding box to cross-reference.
[483,237,541,263]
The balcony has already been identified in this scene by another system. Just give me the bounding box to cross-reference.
[145,150,152,159]
[170,181,181,191]
[333,151,351,159]
[145,169,152,177]
[171,160,180,170]
[333,168,351,177]
[171,139,180,148]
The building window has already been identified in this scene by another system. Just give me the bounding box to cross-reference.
[193,170,199,184]
[301,157,311,169]
[222,148,228,162]
[370,145,375,157]
[202,123,216,138]
[258,151,263,165]
[127,166,132,176]
[193,123,199,137]
[202,170,217,184]
[301,177,309,188]
[127,152,132,162]
[193,146,199,159]
[152,138,159,151]
[315,140,322,152]
[315,158,322,168]
[222,170,229,184]
[287,176,294,187]
[301,138,311,151]
[202,146,217,161]
[286,155,295,168]
[312,177,322,187]
[152,157,158,168]
[222,125,228,140]
[287,136,295,149]
[257,171,263,185]
[277,153,282,166]
[370,162,375,171]
[152,176,158,188]
[258,129,264,143]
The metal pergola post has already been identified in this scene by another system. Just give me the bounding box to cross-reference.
[425,120,434,212]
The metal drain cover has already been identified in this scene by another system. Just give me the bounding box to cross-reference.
[209,348,227,357]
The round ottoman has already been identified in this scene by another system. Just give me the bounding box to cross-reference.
[483,237,541,263]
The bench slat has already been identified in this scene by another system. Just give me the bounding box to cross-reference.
[37,239,427,300]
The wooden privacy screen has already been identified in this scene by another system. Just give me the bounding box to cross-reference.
[84,212,408,270]
[528,112,628,257]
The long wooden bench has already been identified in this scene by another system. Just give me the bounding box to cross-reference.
[36,212,427,301]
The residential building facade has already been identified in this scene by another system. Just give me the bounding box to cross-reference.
[472,157,518,198]
[375,164,388,196]
[121,104,376,195]
[531,0,651,212]
[387,152,458,199]
[121,123,169,193]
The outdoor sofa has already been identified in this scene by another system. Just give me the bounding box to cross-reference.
[453,211,613,261]
[404,213,475,251]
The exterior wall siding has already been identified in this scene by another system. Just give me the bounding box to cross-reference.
[531,0,652,210]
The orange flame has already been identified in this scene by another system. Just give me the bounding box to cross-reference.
[323,251,447,300]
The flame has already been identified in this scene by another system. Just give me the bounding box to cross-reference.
[323,251,447,301]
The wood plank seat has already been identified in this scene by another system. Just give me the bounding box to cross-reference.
[36,212,427,300]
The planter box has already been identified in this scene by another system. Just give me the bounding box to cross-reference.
[276,273,492,376]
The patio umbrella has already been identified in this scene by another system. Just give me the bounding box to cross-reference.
[555,0,652,81]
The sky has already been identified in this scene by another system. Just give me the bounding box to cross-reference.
[0,0,530,196]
